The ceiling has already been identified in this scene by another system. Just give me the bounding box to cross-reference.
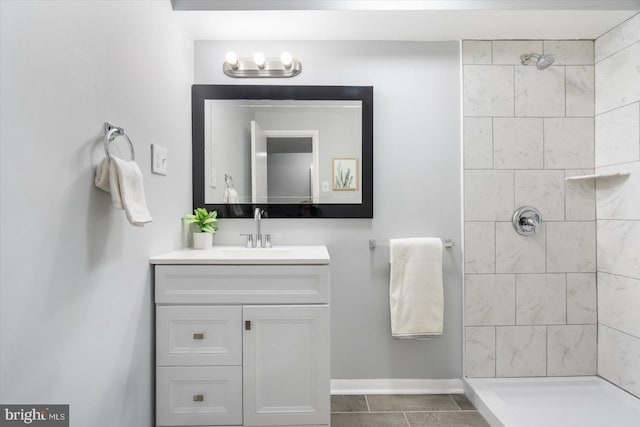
[172,1,640,41]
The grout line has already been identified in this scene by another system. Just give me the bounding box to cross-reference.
[331,409,480,414]
[599,322,640,342]
[597,270,640,282]
[403,411,411,427]
[466,271,597,276]
[542,116,546,169]
[449,393,461,411]
[565,273,568,325]
[365,395,371,412]
[595,37,640,65]
[513,65,516,117]
[491,117,495,169]
[493,221,497,274]
[595,100,640,118]
[490,40,494,65]
[514,274,518,326]
[564,66,567,118]
[592,11,639,44]
[546,325,549,376]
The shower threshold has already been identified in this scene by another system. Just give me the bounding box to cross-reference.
[464,376,640,427]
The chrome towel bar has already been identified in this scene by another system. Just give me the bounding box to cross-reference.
[368,238,454,250]
[104,122,135,161]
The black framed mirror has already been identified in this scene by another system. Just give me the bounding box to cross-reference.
[192,85,373,218]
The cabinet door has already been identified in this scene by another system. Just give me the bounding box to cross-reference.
[243,305,329,426]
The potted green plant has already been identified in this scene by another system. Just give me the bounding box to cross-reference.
[183,208,218,250]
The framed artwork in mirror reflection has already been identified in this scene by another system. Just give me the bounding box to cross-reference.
[333,157,358,191]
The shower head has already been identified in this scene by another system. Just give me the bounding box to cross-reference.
[520,52,555,70]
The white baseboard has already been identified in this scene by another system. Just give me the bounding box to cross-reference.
[331,378,464,395]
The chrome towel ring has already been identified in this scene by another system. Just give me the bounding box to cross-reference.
[104,122,135,161]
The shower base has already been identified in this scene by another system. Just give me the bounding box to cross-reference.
[465,376,640,427]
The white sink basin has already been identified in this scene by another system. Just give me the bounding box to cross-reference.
[150,246,330,265]
[218,247,295,258]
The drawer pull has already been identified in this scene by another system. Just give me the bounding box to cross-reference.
[193,394,204,402]
[245,320,251,330]
[193,333,205,340]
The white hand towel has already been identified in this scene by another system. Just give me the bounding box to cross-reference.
[108,155,152,226]
[389,237,443,338]
[223,187,239,204]
[94,157,111,192]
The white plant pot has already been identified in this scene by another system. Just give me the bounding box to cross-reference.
[193,232,213,250]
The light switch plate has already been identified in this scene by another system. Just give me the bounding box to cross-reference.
[322,181,330,192]
[152,144,167,175]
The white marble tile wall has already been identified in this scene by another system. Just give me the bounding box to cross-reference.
[595,41,640,115]
[566,66,595,117]
[496,326,546,377]
[598,325,640,398]
[544,118,594,169]
[595,13,640,62]
[465,274,515,326]
[594,102,639,167]
[547,325,597,376]
[565,170,596,221]
[463,40,597,378]
[465,327,496,377]
[515,67,565,117]
[595,14,640,398]
[598,272,640,338]
[566,273,597,325]
[544,40,594,65]
[493,118,543,169]
[516,274,566,325]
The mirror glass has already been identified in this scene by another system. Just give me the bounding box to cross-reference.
[192,85,373,218]
[204,99,362,204]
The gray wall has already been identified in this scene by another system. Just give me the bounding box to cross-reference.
[594,13,640,398]
[0,2,192,426]
[196,41,462,379]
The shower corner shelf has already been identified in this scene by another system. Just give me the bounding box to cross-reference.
[565,171,630,182]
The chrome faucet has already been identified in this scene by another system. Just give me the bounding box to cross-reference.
[254,208,264,248]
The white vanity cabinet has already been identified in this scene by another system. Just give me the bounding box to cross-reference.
[150,247,330,427]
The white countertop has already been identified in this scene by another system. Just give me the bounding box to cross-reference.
[150,245,330,265]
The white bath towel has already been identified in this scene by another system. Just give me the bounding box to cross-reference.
[94,157,111,192]
[108,155,152,226]
[389,238,443,338]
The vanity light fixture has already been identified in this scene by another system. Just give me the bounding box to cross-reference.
[223,51,302,78]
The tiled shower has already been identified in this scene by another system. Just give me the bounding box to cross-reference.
[462,12,640,398]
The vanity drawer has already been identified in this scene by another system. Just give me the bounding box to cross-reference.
[156,306,242,366]
[155,265,330,304]
[156,366,242,426]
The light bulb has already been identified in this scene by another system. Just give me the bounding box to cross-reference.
[280,51,293,69]
[225,51,238,69]
[253,52,266,69]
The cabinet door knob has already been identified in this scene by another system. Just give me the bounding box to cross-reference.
[193,332,205,340]
[193,394,204,402]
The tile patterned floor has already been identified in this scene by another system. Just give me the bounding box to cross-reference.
[331,394,490,427]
